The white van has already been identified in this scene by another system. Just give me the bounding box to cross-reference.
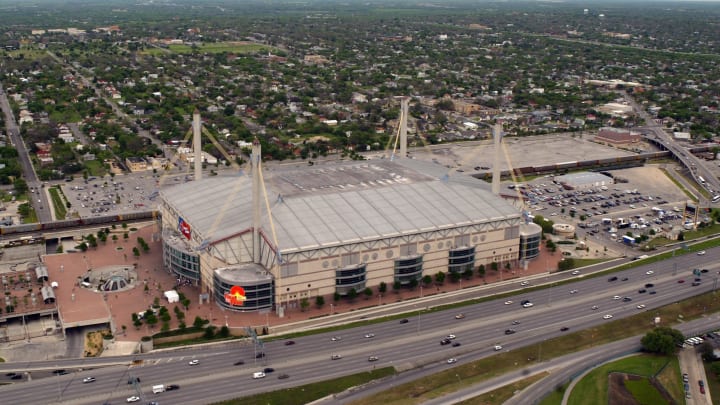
[152,384,165,393]
[252,372,266,379]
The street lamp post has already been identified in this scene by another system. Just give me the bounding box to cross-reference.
[330,303,334,315]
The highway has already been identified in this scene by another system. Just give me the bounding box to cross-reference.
[0,249,718,404]
[0,83,51,222]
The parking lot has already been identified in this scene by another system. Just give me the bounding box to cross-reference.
[60,171,191,218]
[517,165,693,254]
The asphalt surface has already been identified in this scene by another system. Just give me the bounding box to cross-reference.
[0,247,718,404]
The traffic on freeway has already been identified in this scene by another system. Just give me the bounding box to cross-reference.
[0,250,717,404]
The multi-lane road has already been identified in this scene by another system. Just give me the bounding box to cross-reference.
[0,249,718,404]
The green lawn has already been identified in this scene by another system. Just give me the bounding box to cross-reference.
[48,187,67,220]
[624,378,668,405]
[567,354,672,405]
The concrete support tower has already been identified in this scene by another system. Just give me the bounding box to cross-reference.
[491,124,503,195]
[399,97,409,159]
[251,138,261,263]
[192,110,202,182]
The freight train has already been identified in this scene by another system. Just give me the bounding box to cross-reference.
[508,151,670,177]
[0,211,157,236]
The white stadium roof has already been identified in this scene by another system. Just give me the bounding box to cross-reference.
[160,160,521,253]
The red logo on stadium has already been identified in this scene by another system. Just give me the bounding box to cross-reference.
[224,286,247,306]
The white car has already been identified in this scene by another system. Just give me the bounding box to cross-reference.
[82,377,96,383]
[447,357,457,364]
[571,270,581,275]
[697,251,706,256]
[504,300,513,305]
[493,345,503,351]
[446,334,456,340]
[126,397,140,403]
[188,359,199,365]
[646,270,654,275]
[522,302,534,308]
[603,314,613,320]
[636,304,646,309]
[331,354,342,360]
[520,281,530,286]
[364,333,375,338]
[331,336,342,341]
[570,289,578,294]
[613,295,622,300]
[591,305,599,310]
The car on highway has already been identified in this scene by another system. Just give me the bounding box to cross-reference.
[621,277,629,281]
[447,358,457,364]
[603,314,613,320]
[454,313,465,319]
[570,289,578,294]
[505,329,517,335]
[697,250,706,256]
[399,319,409,324]
[263,367,275,373]
[126,396,140,403]
[560,327,569,332]
[331,354,343,360]
[678,279,685,283]
[520,281,530,286]
[127,377,140,384]
[613,295,622,300]
[253,372,266,379]
[645,283,654,288]
[504,300,513,305]
[522,302,534,308]
[623,297,632,302]
[440,338,452,345]
[368,356,379,362]
[331,336,342,341]
[638,289,647,293]
[571,270,581,275]
[591,305,599,310]
[608,276,618,282]
[447,334,456,340]
[284,340,295,346]
[648,290,657,295]
[364,333,375,338]
[82,377,96,383]
[494,345,503,351]
[188,359,199,365]
[166,384,180,391]
[636,304,646,309]
[452,342,462,347]
[256,352,266,358]
[234,360,245,366]
[278,373,290,379]
[646,270,654,275]
[511,320,520,325]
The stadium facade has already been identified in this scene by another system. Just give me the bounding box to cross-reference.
[161,134,527,314]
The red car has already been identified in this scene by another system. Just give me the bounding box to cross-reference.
[678,279,685,284]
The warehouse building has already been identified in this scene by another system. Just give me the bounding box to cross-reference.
[554,172,614,190]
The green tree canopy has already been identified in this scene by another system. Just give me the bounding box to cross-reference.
[641,327,684,355]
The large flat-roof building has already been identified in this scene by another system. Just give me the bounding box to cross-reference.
[160,115,525,314]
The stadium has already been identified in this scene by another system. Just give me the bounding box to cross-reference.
[159,113,532,315]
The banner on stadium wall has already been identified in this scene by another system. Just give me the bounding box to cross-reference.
[178,217,191,240]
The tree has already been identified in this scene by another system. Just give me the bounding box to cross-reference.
[558,258,575,271]
[334,292,341,302]
[408,278,418,289]
[193,316,205,329]
[218,325,230,338]
[347,288,358,301]
[478,264,486,278]
[363,287,373,299]
[462,268,474,280]
[393,281,402,292]
[315,295,325,308]
[435,271,445,284]
[422,275,433,286]
[300,297,309,312]
[450,271,461,282]
[378,282,387,294]
[641,327,684,355]
[490,262,499,272]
